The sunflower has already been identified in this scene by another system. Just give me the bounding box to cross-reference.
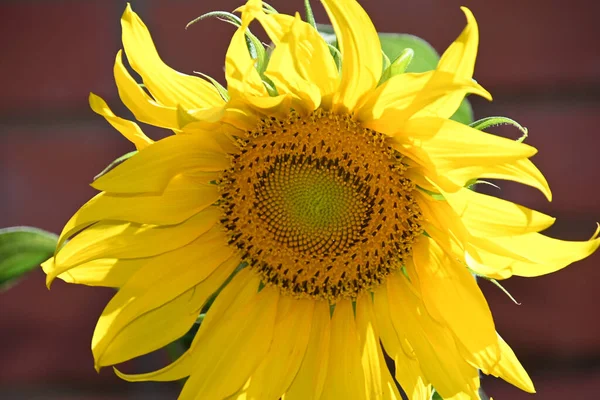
[42,0,599,399]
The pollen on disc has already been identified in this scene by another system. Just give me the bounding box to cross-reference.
[220,109,423,301]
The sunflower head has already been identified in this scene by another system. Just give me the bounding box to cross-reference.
[41,0,599,399]
[220,108,423,300]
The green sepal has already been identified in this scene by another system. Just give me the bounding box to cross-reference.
[194,71,230,101]
[378,33,438,73]
[94,150,137,181]
[186,11,269,75]
[304,0,317,29]
[431,391,443,400]
[466,179,501,192]
[417,186,445,201]
[381,50,391,73]
[262,2,278,14]
[469,116,528,143]
[380,48,414,84]
[328,44,342,71]
[475,273,521,305]
[262,78,279,97]
[315,24,342,71]
[0,227,58,290]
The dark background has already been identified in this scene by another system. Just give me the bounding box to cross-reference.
[1,0,599,398]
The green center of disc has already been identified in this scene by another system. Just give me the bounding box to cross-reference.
[284,169,350,230]
[253,154,372,255]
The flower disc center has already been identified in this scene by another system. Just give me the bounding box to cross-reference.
[254,153,372,257]
[220,109,423,301]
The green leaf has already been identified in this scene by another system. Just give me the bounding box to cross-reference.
[94,150,137,181]
[0,227,58,290]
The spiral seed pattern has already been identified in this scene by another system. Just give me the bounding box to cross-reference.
[220,109,423,301]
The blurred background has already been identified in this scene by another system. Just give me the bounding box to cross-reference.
[1,0,599,398]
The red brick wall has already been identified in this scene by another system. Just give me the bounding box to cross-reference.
[1,0,599,398]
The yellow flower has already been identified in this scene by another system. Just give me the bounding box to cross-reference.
[43,0,599,399]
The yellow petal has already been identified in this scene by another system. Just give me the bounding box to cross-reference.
[443,186,555,237]
[121,4,223,109]
[447,158,552,201]
[444,389,481,400]
[491,335,535,393]
[464,249,513,280]
[242,91,292,118]
[42,257,141,288]
[89,93,153,150]
[283,300,331,400]
[321,0,381,112]
[225,15,268,98]
[92,233,238,365]
[91,133,229,194]
[239,297,315,400]
[253,11,338,111]
[221,100,262,131]
[179,284,279,400]
[263,14,323,112]
[355,294,402,400]
[393,117,538,175]
[394,353,433,400]
[320,299,367,400]
[113,50,179,130]
[59,175,219,247]
[100,286,203,367]
[51,208,220,281]
[92,234,235,367]
[387,272,479,398]
[413,236,500,370]
[482,225,600,277]
[417,191,541,278]
[438,8,478,80]
[372,285,432,400]
[417,192,539,270]
[116,266,256,383]
[359,71,489,126]
[424,7,481,119]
